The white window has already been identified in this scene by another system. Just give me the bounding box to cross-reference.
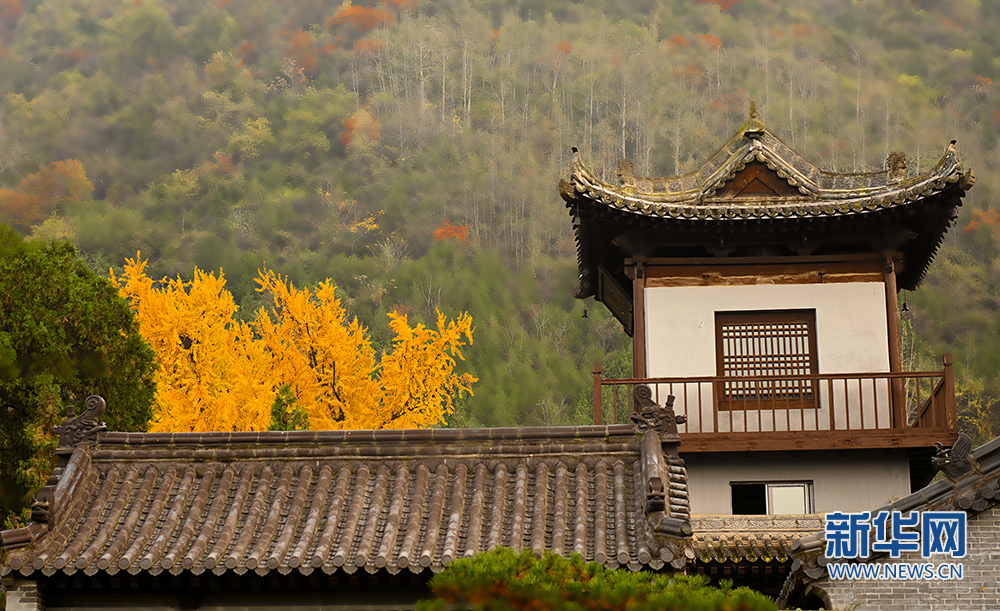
[731,481,814,514]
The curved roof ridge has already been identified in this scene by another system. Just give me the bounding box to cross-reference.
[567,121,972,210]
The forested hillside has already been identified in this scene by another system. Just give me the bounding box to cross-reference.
[2,0,999,431]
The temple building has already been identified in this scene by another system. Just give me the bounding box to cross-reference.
[560,103,973,593]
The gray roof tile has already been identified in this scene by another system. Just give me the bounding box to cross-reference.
[2,424,692,579]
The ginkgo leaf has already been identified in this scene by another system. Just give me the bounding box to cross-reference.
[113,257,476,432]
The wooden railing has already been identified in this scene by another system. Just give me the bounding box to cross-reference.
[592,355,957,452]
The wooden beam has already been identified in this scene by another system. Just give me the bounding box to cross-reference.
[644,253,885,267]
[645,260,883,280]
[680,428,958,453]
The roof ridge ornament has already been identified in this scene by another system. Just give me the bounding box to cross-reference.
[932,431,974,480]
[54,395,108,452]
[886,151,907,184]
[631,385,685,438]
[744,99,764,139]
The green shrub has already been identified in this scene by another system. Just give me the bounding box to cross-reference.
[416,548,776,611]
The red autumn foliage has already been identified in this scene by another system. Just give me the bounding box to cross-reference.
[672,62,706,89]
[973,75,995,98]
[283,27,319,73]
[236,40,258,66]
[327,5,395,32]
[0,0,24,26]
[341,110,380,147]
[0,160,92,231]
[667,34,689,47]
[769,27,784,38]
[197,151,236,176]
[699,33,722,50]
[433,219,469,246]
[491,29,500,43]
[965,205,1000,238]
[341,118,355,145]
[554,40,571,55]
[695,0,737,11]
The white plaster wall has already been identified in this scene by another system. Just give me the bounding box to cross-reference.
[685,450,911,514]
[645,283,891,433]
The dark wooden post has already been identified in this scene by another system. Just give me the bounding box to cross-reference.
[943,353,956,433]
[629,257,647,379]
[884,257,905,428]
[592,361,603,425]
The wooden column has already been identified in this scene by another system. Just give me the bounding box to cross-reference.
[628,257,647,379]
[884,257,905,427]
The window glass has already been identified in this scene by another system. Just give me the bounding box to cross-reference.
[768,484,810,514]
[730,481,813,514]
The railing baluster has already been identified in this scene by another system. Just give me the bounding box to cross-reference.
[705,382,713,434]
[827,378,835,431]
[813,378,820,431]
[843,378,850,430]
[858,376,865,429]
[873,377,879,429]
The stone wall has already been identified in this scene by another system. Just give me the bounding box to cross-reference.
[808,505,1000,610]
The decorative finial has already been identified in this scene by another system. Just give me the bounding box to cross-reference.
[54,395,108,451]
[750,100,757,119]
[886,152,907,183]
[631,385,685,437]
[932,432,973,480]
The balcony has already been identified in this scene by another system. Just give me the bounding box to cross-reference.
[592,355,958,453]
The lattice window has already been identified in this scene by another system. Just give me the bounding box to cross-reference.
[715,310,818,410]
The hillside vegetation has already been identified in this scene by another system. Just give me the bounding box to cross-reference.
[2,0,1000,432]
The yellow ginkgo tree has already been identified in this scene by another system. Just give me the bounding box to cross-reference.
[112,258,274,432]
[113,256,476,433]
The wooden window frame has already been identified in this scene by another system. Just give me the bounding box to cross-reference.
[715,309,819,411]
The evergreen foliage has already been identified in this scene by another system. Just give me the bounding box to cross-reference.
[269,384,311,431]
[415,547,776,611]
[0,225,155,522]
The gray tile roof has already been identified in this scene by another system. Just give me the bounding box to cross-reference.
[561,114,975,297]
[1,423,693,580]
[561,126,973,218]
